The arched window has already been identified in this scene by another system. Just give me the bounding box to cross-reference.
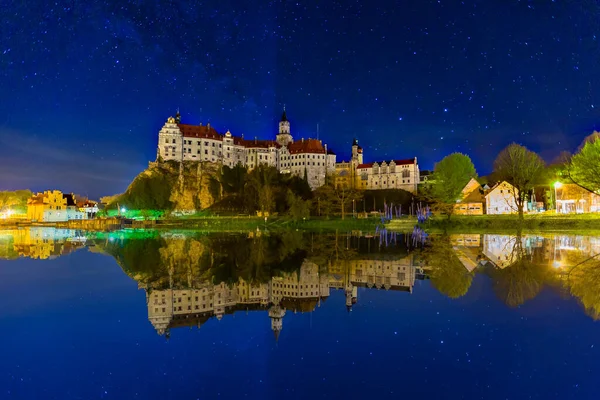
[402,170,410,178]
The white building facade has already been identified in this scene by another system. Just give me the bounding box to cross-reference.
[156,110,336,189]
[356,158,420,193]
[485,181,519,215]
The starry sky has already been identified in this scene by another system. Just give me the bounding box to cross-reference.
[1,0,600,199]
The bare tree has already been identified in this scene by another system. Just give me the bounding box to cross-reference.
[493,143,545,219]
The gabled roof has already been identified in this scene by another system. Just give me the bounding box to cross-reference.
[485,181,517,197]
[356,159,415,169]
[287,139,326,154]
[177,123,221,140]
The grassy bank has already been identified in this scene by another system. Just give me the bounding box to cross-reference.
[387,213,600,233]
[136,215,388,232]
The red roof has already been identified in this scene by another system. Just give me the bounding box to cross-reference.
[177,124,222,140]
[356,159,415,169]
[287,139,325,154]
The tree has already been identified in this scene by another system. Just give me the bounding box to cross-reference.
[493,143,545,218]
[287,190,310,221]
[0,190,32,213]
[430,153,477,218]
[245,165,280,214]
[568,133,600,193]
[313,178,362,219]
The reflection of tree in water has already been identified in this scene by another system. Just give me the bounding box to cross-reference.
[487,234,550,307]
[566,256,600,320]
[422,235,473,299]
[99,232,309,289]
[207,233,307,285]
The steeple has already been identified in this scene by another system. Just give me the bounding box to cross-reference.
[276,107,293,146]
[175,108,181,124]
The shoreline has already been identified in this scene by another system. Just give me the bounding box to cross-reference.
[4,213,600,234]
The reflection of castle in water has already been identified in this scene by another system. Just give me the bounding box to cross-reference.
[145,254,420,338]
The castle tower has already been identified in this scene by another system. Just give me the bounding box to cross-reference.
[276,107,293,146]
[175,109,181,124]
[268,304,286,341]
[351,138,363,166]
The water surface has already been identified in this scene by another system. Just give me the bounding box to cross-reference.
[1,228,599,399]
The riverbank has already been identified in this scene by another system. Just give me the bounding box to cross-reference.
[387,213,600,233]
[0,216,390,233]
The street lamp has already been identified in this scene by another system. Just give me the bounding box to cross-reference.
[554,181,562,213]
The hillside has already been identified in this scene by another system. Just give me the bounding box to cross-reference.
[111,160,220,212]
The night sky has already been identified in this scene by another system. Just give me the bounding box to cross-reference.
[1,0,599,199]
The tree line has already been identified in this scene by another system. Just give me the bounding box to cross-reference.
[424,132,600,219]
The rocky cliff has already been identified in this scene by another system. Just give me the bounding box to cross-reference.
[117,160,220,212]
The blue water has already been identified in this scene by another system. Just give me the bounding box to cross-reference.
[1,231,599,399]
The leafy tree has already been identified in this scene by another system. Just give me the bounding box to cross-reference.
[430,153,477,218]
[245,165,280,214]
[220,164,248,195]
[312,178,362,219]
[119,173,175,210]
[0,190,32,213]
[493,143,545,218]
[287,190,310,221]
[568,133,600,193]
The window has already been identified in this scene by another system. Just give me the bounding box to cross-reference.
[402,170,410,178]
[205,149,208,155]
[164,138,168,143]
[172,139,176,144]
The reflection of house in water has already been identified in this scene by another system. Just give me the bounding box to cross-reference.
[5,228,86,260]
[482,235,522,269]
[145,254,421,338]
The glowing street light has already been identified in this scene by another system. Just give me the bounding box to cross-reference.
[554,182,562,213]
[120,207,127,214]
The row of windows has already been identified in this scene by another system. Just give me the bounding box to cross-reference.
[166,138,224,148]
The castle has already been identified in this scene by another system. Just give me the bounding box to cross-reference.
[335,139,420,193]
[157,109,336,189]
[156,109,419,192]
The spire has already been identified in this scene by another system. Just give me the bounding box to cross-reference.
[281,105,288,122]
[273,329,281,342]
[175,108,181,123]
[352,138,358,146]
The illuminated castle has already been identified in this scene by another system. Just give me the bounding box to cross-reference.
[156,109,336,189]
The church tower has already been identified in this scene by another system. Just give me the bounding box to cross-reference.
[276,107,293,146]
